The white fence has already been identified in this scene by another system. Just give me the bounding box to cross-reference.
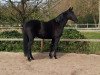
[0,38,100,50]
[0,24,100,50]
[0,24,100,42]
[65,24,100,30]
[0,38,100,42]
[0,24,100,31]
[0,24,100,33]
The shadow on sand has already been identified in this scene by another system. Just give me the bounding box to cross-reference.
[32,52,66,60]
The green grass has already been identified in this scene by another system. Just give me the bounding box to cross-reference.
[89,42,100,54]
[81,32,100,54]
[63,30,100,54]
[0,30,100,54]
[81,32,100,39]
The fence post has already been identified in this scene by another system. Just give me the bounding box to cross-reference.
[87,23,88,28]
[75,24,77,28]
[99,0,100,28]
[41,39,44,51]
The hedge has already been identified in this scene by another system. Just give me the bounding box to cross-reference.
[0,29,90,53]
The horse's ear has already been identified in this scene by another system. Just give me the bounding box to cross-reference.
[71,7,73,10]
[55,14,63,24]
[69,7,73,11]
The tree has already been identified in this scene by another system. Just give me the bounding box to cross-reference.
[8,0,46,26]
[75,0,99,24]
[99,0,100,27]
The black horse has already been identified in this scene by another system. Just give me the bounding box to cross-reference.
[23,7,78,61]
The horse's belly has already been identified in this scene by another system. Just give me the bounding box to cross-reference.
[36,34,52,39]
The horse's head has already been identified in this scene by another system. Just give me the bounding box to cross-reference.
[64,7,78,23]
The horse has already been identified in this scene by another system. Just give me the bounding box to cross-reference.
[23,7,78,61]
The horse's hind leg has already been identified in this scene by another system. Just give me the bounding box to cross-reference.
[28,38,34,61]
[27,28,34,61]
[23,32,29,57]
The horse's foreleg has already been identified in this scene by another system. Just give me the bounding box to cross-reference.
[49,38,60,59]
[49,41,54,59]
[53,38,60,59]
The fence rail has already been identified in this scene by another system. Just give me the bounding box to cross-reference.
[67,24,100,28]
[0,27,100,33]
[0,24,100,29]
[0,25,100,50]
[0,38,100,50]
[0,38,100,42]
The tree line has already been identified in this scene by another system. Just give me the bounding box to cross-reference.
[0,0,99,26]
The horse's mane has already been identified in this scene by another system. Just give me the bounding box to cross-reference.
[47,10,67,24]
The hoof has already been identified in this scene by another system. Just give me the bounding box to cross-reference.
[31,57,34,60]
[28,58,32,62]
[28,57,34,61]
[55,57,57,59]
[49,53,53,59]
[54,56,57,59]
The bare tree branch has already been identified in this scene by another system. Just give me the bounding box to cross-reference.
[8,0,30,26]
[9,0,22,15]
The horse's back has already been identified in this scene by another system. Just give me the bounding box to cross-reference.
[24,20,54,39]
[24,20,41,28]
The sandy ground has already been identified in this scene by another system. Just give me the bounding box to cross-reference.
[0,52,100,75]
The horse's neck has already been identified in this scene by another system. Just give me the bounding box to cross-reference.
[63,18,68,26]
[55,13,69,27]
[47,14,69,27]
[61,13,69,27]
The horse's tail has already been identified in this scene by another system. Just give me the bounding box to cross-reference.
[23,31,29,56]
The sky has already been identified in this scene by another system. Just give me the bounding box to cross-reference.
[0,0,16,4]
[0,0,46,2]
[0,0,23,3]
[0,0,20,1]
[0,0,46,4]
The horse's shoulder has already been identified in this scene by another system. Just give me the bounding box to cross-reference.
[27,19,40,22]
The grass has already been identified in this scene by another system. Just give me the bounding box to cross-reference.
[63,30,100,54]
[81,32,100,39]
[0,30,100,54]
[89,42,100,54]
[81,32,100,54]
